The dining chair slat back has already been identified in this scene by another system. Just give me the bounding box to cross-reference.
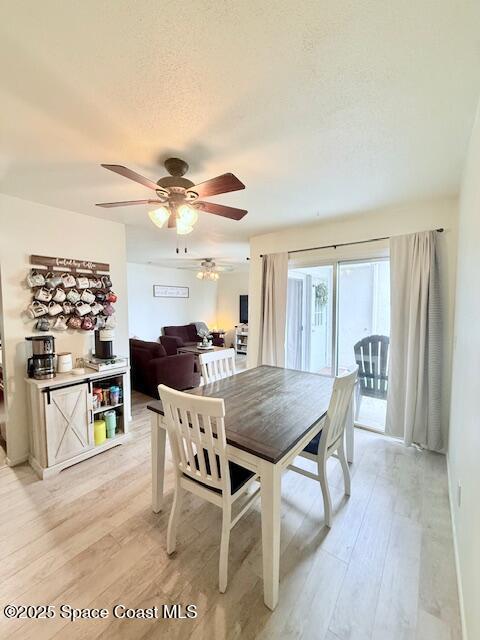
[199,348,236,385]
[325,368,358,449]
[158,384,229,493]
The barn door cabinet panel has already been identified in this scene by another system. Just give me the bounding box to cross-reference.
[26,367,130,479]
[45,383,93,466]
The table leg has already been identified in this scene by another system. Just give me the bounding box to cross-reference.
[260,460,281,610]
[151,415,166,513]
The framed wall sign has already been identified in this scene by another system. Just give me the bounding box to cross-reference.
[153,285,189,299]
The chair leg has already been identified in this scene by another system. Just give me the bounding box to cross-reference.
[167,479,184,555]
[354,384,361,421]
[318,458,333,528]
[219,502,232,593]
[338,440,351,496]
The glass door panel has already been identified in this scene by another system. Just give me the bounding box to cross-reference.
[337,259,390,430]
[286,265,334,375]
[308,266,334,375]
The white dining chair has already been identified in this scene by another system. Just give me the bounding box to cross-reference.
[198,348,236,384]
[158,383,260,593]
[288,368,357,527]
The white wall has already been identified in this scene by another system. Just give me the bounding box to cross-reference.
[249,197,458,440]
[127,263,218,342]
[448,104,480,640]
[0,193,129,465]
[216,270,249,348]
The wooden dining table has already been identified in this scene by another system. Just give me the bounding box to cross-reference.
[147,365,354,610]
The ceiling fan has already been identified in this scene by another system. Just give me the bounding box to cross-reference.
[175,257,233,281]
[96,157,247,237]
[196,259,220,281]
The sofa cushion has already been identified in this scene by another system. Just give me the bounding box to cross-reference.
[159,335,182,355]
[130,338,166,358]
[163,325,198,342]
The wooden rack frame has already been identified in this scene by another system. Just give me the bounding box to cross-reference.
[30,255,110,275]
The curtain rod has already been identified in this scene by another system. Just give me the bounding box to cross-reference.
[258,228,444,258]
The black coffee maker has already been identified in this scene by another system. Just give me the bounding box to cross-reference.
[26,335,56,379]
[94,329,115,360]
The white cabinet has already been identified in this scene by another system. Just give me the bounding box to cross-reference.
[45,382,93,466]
[26,367,130,479]
[235,325,248,355]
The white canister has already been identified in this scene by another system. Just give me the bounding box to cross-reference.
[57,352,73,373]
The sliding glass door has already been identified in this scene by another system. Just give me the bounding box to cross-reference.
[286,257,390,431]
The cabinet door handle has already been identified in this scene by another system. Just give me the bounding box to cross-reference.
[89,409,93,424]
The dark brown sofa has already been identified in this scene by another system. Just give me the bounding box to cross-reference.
[129,338,200,397]
[160,323,225,354]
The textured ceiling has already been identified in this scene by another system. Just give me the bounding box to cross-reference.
[1,0,480,265]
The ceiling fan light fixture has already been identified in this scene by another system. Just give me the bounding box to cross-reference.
[196,271,204,280]
[177,204,198,227]
[148,206,170,228]
[176,220,194,235]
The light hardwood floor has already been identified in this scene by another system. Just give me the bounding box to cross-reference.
[0,390,460,640]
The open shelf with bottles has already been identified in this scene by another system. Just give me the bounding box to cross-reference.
[91,373,126,440]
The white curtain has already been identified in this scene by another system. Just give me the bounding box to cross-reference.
[259,252,289,367]
[386,231,443,451]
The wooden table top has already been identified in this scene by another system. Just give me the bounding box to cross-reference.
[177,345,227,355]
[147,365,333,464]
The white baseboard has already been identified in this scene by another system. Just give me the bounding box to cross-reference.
[446,455,467,640]
[6,454,29,467]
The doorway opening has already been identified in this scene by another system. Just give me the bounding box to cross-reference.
[286,258,390,431]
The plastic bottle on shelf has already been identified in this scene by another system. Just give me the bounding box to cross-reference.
[110,385,120,405]
[104,410,116,438]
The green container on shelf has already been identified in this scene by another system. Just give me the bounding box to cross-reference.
[104,410,117,438]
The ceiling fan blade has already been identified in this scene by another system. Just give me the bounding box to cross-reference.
[187,173,245,198]
[101,164,160,191]
[195,201,247,221]
[95,199,163,208]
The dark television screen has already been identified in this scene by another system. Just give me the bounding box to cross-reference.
[239,295,248,324]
